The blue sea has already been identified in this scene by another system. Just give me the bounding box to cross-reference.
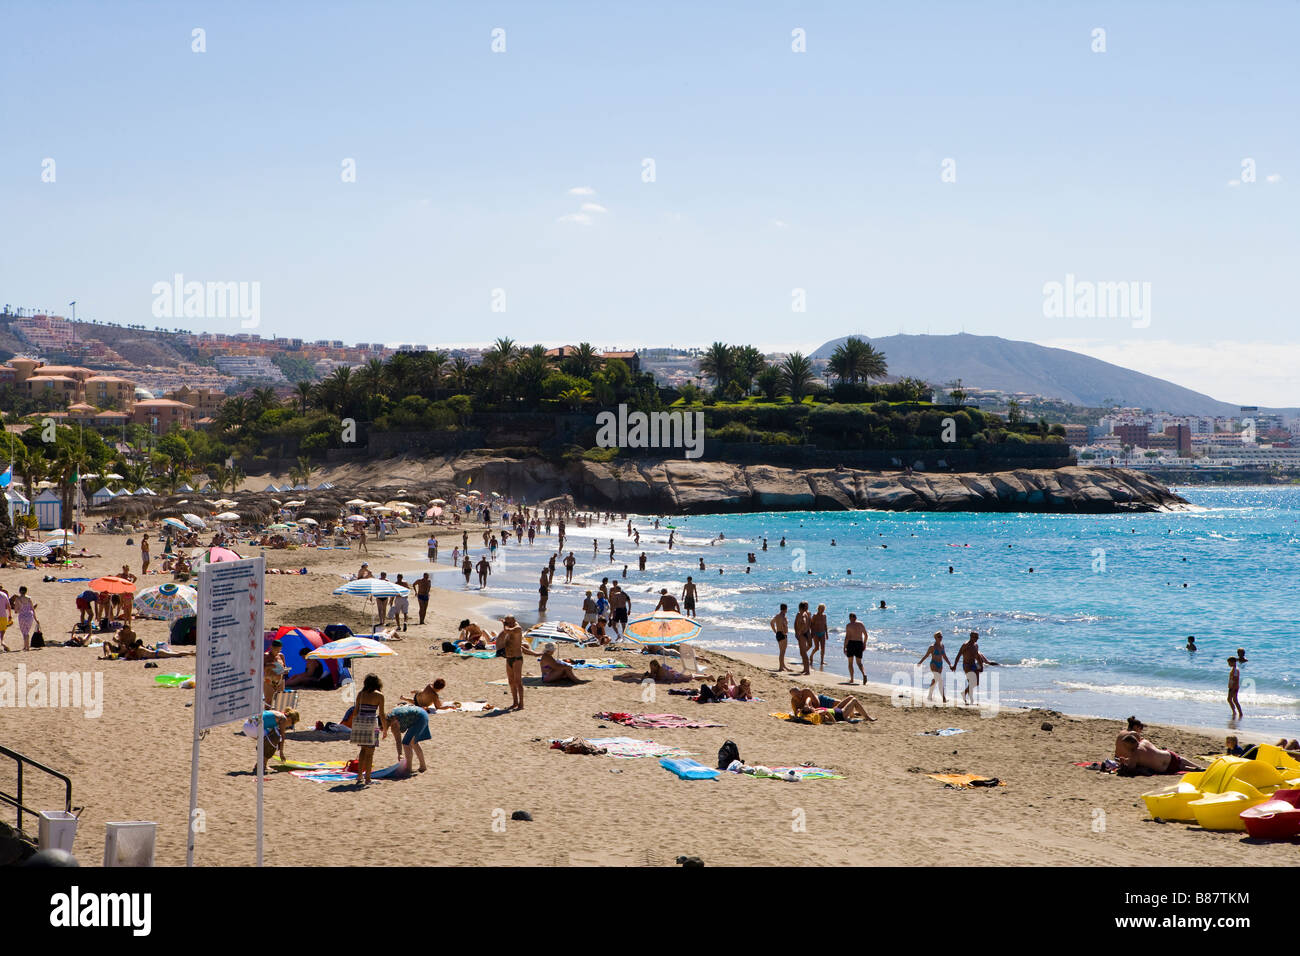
[406,487,1300,734]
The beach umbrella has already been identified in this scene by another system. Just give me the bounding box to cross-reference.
[14,542,52,558]
[306,636,395,660]
[430,498,446,505]
[197,546,243,564]
[525,621,586,647]
[333,579,409,598]
[215,512,241,521]
[622,611,702,645]
[344,498,367,506]
[182,513,207,528]
[44,530,76,545]
[134,582,198,621]
[105,473,124,480]
[161,517,188,532]
[284,500,306,508]
[298,517,318,526]
[345,515,367,523]
[89,575,136,595]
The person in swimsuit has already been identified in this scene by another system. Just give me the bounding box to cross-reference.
[350,674,387,785]
[387,704,431,773]
[538,569,550,612]
[917,631,953,704]
[654,589,681,613]
[415,573,432,625]
[810,604,829,671]
[1228,657,1243,719]
[497,615,526,710]
[264,639,287,705]
[644,658,698,684]
[525,642,584,684]
[456,619,494,649]
[120,638,194,660]
[286,649,334,689]
[954,632,997,704]
[1114,731,1201,775]
[843,613,868,684]
[770,604,790,672]
[789,687,876,722]
[259,708,300,774]
[681,577,697,617]
[608,584,630,636]
[793,602,813,676]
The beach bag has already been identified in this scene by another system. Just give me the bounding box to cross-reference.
[717,739,741,770]
[30,631,44,648]
[441,641,457,653]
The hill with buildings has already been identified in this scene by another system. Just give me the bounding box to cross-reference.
[811,333,1286,417]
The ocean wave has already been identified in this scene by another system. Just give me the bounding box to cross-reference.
[1011,658,1060,668]
[1054,680,1300,708]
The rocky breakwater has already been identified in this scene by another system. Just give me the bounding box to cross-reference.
[426,456,1188,514]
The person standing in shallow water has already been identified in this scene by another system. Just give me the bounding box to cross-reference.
[917,632,952,704]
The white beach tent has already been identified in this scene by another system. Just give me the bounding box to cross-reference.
[90,485,117,506]
[5,489,29,525]
[32,489,62,530]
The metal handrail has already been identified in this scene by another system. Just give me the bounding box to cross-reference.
[0,744,75,836]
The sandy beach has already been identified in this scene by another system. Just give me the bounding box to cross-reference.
[1,523,1295,868]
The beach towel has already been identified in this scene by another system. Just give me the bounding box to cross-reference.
[455,649,498,659]
[594,712,724,729]
[273,758,348,771]
[769,710,855,726]
[291,760,410,783]
[739,766,845,781]
[583,736,696,759]
[431,701,491,714]
[1075,759,1120,774]
[918,728,967,737]
[926,773,1003,789]
[154,673,193,687]
[562,658,630,669]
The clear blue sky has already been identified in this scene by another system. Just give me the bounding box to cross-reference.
[1,1,1296,402]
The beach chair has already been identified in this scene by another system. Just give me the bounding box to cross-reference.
[273,689,299,713]
[678,643,709,676]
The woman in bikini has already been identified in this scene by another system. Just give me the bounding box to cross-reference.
[917,631,953,704]
[524,642,583,684]
[789,687,876,722]
[350,674,387,786]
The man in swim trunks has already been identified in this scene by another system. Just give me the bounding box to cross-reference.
[789,687,876,722]
[954,632,997,704]
[497,615,526,711]
[654,589,680,613]
[1114,731,1201,774]
[770,604,790,672]
[681,577,697,617]
[810,603,828,671]
[844,613,868,684]
[414,573,431,624]
[608,583,630,636]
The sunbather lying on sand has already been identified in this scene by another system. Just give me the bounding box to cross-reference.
[402,677,465,709]
[1114,731,1201,774]
[705,672,753,701]
[640,658,698,684]
[789,687,876,722]
[122,639,195,660]
[456,619,494,649]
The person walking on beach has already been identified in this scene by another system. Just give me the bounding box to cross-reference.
[954,632,997,704]
[427,534,438,563]
[538,568,550,612]
[638,552,647,571]
[918,632,953,704]
[793,601,813,676]
[681,577,697,618]
[811,604,829,670]
[1228,657,1244,719]
[461,555,473,586]
[375,573,391,625]
[475,556,491,589]
[770,603,790,672]
[564,552,576,583]
[392,574,409,631]
[0,585,12,652]
[358,526,368,553]
[498,615,526,711]
[12,586,39,653]
[608,583,629,636]
[350,674,387,786]
[414,573,431,625]
[844,613,867,684]
[140,534,150,574]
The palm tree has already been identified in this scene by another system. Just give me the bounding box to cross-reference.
[218,396,252,436]
[780,352,816,403]
[698,342,734,389]
[290,456,316,488]
[566,342,600,380]
[251,386,279,414]
[294,381,313,414]
[447,357,472,393]
[557,386,592,411]
[731,345,766,395]
[828,337,888,385]
[755,365,783,401]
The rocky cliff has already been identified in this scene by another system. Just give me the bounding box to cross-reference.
[312,455,1188,514]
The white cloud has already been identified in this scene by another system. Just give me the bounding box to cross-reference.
[1266,173,1283,184]
[580,202,607,213]
[568,186,596,196]
[771,219,789,228]
[1040,338,1300,407]
[1227,180,1241,187]
[557,212,593,226]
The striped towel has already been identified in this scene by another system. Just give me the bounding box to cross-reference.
[584,737,696,759]
[594,712,724,729]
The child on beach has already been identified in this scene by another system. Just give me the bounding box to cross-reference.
[1227,657,1243,719]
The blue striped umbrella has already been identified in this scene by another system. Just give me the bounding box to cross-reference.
[134,582,199,621]
[332,579,410,597]
[14,542,52,558]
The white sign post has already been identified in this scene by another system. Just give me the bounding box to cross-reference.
[187,556,265,867]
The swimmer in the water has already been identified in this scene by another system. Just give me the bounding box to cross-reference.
[1186,635,1196,651]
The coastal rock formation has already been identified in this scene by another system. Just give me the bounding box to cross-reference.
[316,454,1188,514]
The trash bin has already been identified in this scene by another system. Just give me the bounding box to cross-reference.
[103,821,157,867]
[37,810,78,853]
